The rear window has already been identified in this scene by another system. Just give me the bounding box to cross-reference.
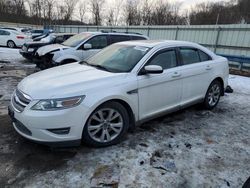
[0,30,10,35]
[110,35,130,44]
[199,50,212,61]
[131,36,147,40]
[180,48,200,65]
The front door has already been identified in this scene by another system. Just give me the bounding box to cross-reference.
[137,49,183,120]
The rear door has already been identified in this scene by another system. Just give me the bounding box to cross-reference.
[178,47,213,106]
[137,48,183,120]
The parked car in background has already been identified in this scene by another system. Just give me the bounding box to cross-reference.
[1,27,32,33]
[19,33,75,61]
[35,31,149,69]
[0,29,32,48]
[8,40,229,147]
[27,29,54,39]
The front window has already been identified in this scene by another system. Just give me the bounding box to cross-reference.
[86,44,150,73]
[86,35,108,49]
[62,33,92,47]
[148,50,177,69]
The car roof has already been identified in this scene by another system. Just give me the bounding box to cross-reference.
[81,31,148,38]
[117,40,202,48]
[117,40,217,58]
[0,28,20,33]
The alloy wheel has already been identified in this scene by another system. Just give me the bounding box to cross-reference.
[87,108,123,143]
[207,83,221,107]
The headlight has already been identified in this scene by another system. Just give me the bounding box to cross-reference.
[31,96,85,111]
[28,48,35,52]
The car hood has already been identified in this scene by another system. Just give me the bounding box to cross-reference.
[18,63,128,99]
[36,44,70,56]
[24,41,50,48]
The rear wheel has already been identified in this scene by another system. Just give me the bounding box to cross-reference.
[203,80,222,109]
[7,40,16,48]
[82,102,129,147]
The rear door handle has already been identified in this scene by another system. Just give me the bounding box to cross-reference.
[206,65,212,70]
[172,72,181,78]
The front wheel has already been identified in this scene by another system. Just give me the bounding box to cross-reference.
[203,80,222,109]
[82,102,129,147]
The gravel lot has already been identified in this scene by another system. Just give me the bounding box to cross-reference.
[0,47,249,188]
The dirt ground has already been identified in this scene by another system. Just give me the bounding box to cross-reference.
[0,47,249,188]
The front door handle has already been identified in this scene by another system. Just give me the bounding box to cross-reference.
[206,65,212,70]
[172,72,181,78]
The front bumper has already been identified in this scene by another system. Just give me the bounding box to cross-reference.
[8,98,90,147]
[19,50,34,60]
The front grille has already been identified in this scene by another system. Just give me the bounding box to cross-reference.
[14,120,32,136]
[12,89,31,112]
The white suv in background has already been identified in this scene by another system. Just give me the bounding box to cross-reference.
[9,40,229,147]
[35,31,149,69]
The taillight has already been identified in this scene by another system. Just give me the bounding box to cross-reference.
[16,36,25,39]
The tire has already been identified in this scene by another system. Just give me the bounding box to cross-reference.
[203,80,222,110]
[243,176,250,188]
[7,40,16,48]
[82,102,129,147]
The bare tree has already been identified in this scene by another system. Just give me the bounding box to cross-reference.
[124,0,141,26]
[63,0,77,22]
[89,0,105,25]
[43,0,55,22]
[189,2,240,25]
[106,0,123,26]
[106,8,114,26]
[141,0,152,25]
[238,0,250,23]
[78,0,87,23]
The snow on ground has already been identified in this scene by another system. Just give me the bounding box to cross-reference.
[0,47,250,188]
[0,47,24,64]
[229,75,250,95]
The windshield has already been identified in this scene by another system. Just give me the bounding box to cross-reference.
[62,33,92,47]
[86,44,150,73]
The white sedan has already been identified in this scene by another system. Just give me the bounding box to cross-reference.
[0,29,32,48]
[9,40,229,147]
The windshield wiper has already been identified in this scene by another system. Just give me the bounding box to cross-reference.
[91,64,112,72]
[79,61,111,72]
[79,60,90,65]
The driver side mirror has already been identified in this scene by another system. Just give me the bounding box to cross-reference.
[83,43,92,50]
[141,65,163,75]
